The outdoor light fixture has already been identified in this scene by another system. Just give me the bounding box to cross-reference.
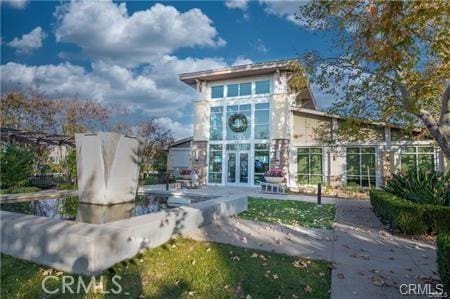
[194,150,199,161]
[275,149,280,161]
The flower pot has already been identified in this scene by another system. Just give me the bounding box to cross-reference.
[264,176,283,184]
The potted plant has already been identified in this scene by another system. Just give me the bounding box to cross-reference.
[179,169,191,180]
[264,168,285,184]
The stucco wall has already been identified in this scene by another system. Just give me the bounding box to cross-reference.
[270,94,290,139]
[291,112,331,146]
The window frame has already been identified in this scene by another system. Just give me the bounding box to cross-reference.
[211,85,224,99]
[297,147,323,185]
[255,80,271,95]
[345,146,376,187]
[400,146,435,173]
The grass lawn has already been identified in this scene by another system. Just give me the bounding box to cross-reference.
[1,238,331,298]
[239,197,336,229]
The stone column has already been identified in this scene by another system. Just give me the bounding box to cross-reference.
[270,139,290,181]
[191,141,208,185]
[75,132,143,205]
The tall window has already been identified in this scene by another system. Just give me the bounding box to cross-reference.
[208,145,223,183]
[211,86,224,99]
[401,146,434,173]
[255,80,270,94]
[254,144,270,184]
[210,107,223,140]
[254,103,270,139]
[226,104,251,140]
[346,147,376,187]
[239,82,252,96]
[297,148,323,184]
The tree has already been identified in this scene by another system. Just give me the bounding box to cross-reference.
[0,144,35,189]
[297,1,450,160]
[0,91,114,134]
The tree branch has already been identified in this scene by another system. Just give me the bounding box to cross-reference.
[439,83,450,127]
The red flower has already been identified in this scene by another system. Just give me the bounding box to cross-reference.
[264,168,284,177]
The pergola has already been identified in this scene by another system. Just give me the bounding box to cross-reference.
[0,127,75,147]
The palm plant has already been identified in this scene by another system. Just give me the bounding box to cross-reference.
[384,169,450,206]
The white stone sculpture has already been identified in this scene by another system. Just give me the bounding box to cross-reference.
[75,132,143,205]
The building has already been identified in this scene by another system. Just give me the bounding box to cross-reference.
[179,59,448,189]
[167,137,193,177]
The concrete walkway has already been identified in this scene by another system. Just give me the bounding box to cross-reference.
[186,193,439,299]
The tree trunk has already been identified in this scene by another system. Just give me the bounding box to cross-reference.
[418,85,450,162]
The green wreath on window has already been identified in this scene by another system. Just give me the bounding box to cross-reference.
[228,113,248,133]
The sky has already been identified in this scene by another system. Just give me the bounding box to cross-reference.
[1,0,338,139]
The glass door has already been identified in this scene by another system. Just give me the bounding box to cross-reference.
[226,152,236,183]
[239,152,249,184]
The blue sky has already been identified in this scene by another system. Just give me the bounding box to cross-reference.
[1,0,337,138]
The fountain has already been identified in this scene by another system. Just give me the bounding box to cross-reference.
[75,132,143,205]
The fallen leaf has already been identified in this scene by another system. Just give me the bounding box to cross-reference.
[304,285,313,294]
[337,273,345,279]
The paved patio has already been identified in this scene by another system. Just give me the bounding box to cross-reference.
[182,186,439,299]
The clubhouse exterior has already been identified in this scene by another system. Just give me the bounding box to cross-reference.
[177,59,448,190]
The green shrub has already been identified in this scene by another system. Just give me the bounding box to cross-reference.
[370,189,450,235]
[0,144,35,189]
[384,169,450,206]
[56,183,77,190]
[437,234,450,292]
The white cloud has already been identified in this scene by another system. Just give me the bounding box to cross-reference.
[225,0,249,10]
[0,56,235,135]
[251,38,268,53]
[54,1,225,66]
[155,117,193,139]
[259,0,308,26]
[231,57,253,66]
[8,27,46,54]
[1,0,28,9]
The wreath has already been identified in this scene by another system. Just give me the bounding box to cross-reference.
[228,113,248,133]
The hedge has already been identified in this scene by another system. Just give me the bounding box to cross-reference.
[437,234,450,293]
[370,189,450,235]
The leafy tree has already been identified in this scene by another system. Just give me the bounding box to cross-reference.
[297,1,450,159]
[0,144,35,189]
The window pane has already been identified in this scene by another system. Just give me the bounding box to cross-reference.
[239,144,250,150]
[310,175,322,184]
[227,84,239,97]
[403,146,416,153]
[347,147,359,154]
[310,148,322,154]
[227,105,238,112]
[255,80,270,94]
[297,148,308,154]
[226,144,237,150]
[361,147,375,154]
[346,153,360,176]
[297,175,309,185]
[239,82,251,96]
[418,154,434,171]
[361,154,376,175]
[255,110,269,125]
[254,148,269,184]
[297,154,309,174]
[310,154,322,175]
[240,104,251,111]
[401,154,416,172]
[255,103,270,110]
[255,143,269,150]
[418,147,434,153]
[211,86,224,99]
[255,125,269,139]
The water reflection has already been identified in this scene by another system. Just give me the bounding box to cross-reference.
[0,195,174,224]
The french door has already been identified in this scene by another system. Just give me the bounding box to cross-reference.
[226,151,249,185]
